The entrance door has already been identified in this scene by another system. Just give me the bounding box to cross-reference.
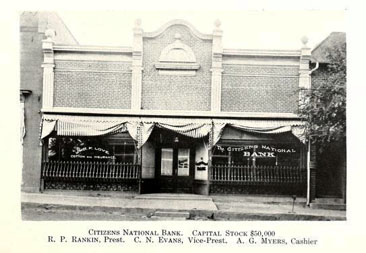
[157,147,194,193]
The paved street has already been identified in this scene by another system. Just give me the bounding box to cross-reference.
[22,205,152,221]
[21,191,346,221]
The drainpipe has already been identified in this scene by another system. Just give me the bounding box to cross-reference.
[309,61,319,75]
[306,61,319,206]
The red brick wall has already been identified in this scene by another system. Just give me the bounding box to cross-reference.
[141,25,212,111]
[54,60,132,109]
[221,64,299,113]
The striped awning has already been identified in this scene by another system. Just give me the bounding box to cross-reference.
[40,115,212,148]
[141,117,211,139]
[41,114,139,140]
[211,119,306,146]
[40,114,306,148]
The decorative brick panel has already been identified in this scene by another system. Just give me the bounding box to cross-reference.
[142,25,212,111]
[54,60,132,109]
[222,64,299,113]
[223,64,299,76]
[55,60,132,72]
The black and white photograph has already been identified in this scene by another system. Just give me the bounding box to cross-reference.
[18,10,347,222]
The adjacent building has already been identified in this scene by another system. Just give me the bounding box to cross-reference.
[20,11,78,193]
[311,32,346,202]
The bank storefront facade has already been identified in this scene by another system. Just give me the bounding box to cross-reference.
[38,20,313,198]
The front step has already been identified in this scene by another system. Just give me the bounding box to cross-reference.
[310,198,346,211]
[150,211,190,220]
[135,194,212,201]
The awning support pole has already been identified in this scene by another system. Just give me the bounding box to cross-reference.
[207,120,215,195]
[137,122,143,194]
[306,140,311,206]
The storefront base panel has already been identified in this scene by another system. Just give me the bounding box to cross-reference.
[140,179,209,195]
[193,180,209,195]
[210,182,306,196]
[140,179,158,194]
[44,180,139,192]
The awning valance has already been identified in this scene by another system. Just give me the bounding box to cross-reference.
[40,114,139,140]
[40,114,306,148]
[212,118,305,127]
[138,117,212,142]
[211,119,306,146]
[40,115,212,148]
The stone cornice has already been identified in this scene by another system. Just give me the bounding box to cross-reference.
[53,45,133,54]
[223,49,301,57]
[43,107,301,120]
[143,19,213,40]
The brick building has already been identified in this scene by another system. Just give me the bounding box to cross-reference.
[20,11,78,193]
[21,15,320,202]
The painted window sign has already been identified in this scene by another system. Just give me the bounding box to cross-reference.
[70,146,115,160]
[48,137,137,163]
[213,144,300,167]
[216,145,297,154]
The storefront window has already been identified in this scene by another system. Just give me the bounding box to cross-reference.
[212,143,300,167]
[177,148,190,176]
[161,148,173,176]
[212,146,230,165]
[47,136,137,164]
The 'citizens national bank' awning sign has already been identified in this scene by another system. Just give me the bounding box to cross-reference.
[216,145,297,157]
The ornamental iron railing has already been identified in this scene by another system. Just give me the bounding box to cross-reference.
[41,161,140,181]
[210,164,306,184]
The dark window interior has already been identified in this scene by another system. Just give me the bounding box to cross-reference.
[47,135,137,164]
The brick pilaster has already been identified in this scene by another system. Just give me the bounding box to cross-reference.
[131,19,143,111]
[211,20,223,112]
[298,36,311,113]
[42,29,55,109]
[299,36,311,89]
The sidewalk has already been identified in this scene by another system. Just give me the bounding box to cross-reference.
[21,191,346,221]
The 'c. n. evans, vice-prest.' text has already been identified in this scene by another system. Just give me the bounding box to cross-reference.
[47,228,318,246]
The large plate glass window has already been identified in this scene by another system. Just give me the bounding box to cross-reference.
[161,148,173,176]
